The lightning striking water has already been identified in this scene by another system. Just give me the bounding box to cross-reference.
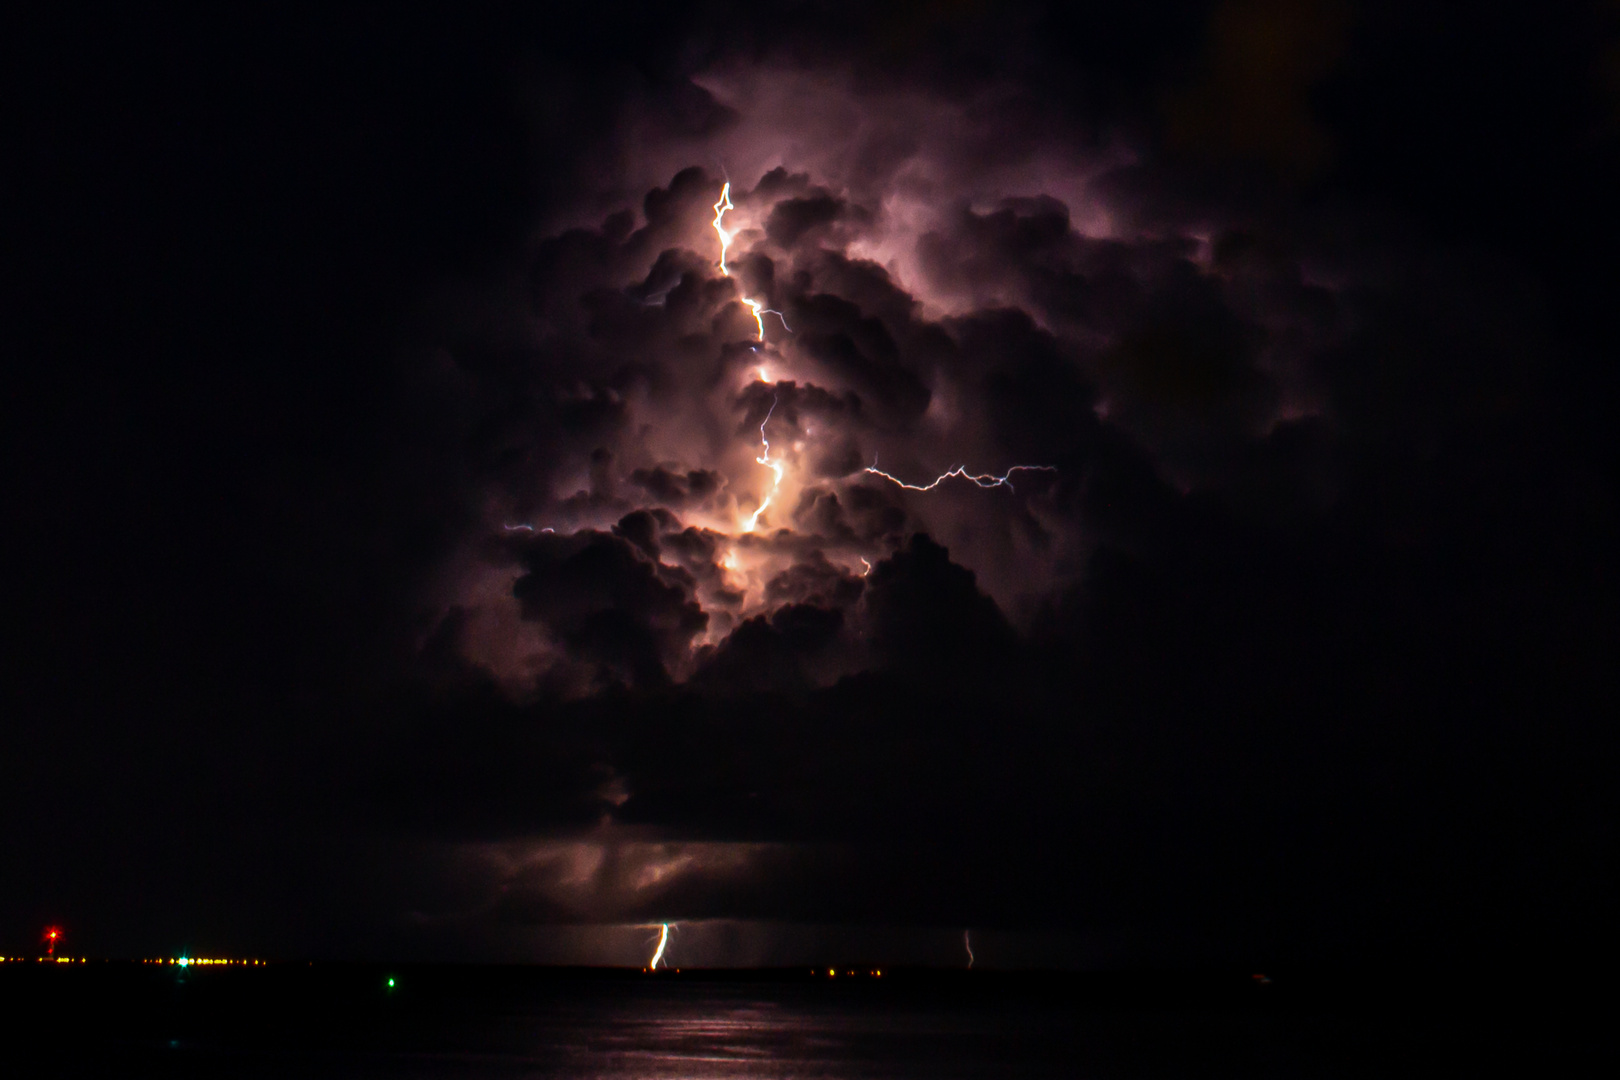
[964,929,975,969]
[650,923,671,969]
[743,395,784,533]
[865,460,1058,494]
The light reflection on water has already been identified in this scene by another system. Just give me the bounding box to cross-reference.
[6,965,1368,1077]
[344,978,1342,1079]
[477,984,1013,1078]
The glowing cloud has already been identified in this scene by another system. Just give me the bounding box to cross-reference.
[453,171,1074,693]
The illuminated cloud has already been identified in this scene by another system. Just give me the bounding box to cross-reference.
[380,51,1562,962]
[16,3,1606,971]
[424,55,1356,696]
[439,833,794,925]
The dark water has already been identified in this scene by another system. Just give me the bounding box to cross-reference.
[0,964,1587,1077]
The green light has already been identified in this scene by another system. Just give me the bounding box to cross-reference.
[177,957,190,967]
[386,977,395,988]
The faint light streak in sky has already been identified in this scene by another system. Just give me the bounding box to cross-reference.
[964,929,974,969]
[502,524,554,533]
[864,459,1057,494]
[860,557,872,576]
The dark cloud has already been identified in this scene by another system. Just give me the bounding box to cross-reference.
[627,465,724,507]
[792,293,932,423]
[763,189,874,249]
[694,604,847,694]
[511,530,708,690]
[859,534,1017,670]
[764,550,865,610]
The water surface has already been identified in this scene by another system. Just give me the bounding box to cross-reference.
[1,964,1568,1077]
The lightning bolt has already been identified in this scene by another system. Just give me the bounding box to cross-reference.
[864,459,1057,494]
[964,929,974,969]
[860,557,872,576]
[743,395,784,533]
[710,182,1040,588]
[713,182,790,343]
[502,524,555,533]
[650,923,672,969]
[714,181,794,538]
[712,182,737,273]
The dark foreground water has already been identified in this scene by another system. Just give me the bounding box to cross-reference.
[0,964,1592,1077]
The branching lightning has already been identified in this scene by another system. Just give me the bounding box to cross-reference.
[715,182,793,539]
[459,174,1078,693]
[864,459,1057,494]
[495,188,1051,586]
[964,929,974,969]
[713,182,790,343]
[743,395,784,533]
[714,179,1047,555]
[650,922,672,969]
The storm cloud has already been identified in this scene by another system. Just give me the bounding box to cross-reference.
[6,1,1613,969]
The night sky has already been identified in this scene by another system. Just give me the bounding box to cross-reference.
[5,2,1615,969]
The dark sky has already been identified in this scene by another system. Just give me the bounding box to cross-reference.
[4,1,1615,968]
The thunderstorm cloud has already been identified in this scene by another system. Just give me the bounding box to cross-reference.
[10,2,1612,968]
